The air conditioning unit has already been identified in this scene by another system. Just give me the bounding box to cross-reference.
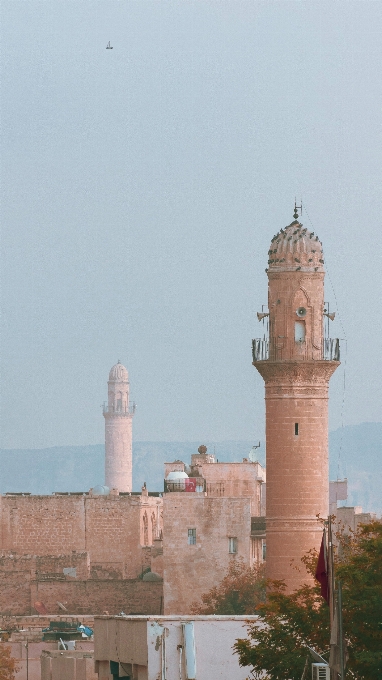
[312,663,330,680]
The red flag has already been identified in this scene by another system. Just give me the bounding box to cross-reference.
[315,533,329,604]
[185,478,196,492]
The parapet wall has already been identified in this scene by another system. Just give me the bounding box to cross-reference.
[0,566,163,616]
[0,493,163,579]
[0,493,164,616]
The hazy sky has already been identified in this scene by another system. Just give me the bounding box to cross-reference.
[1,1,381,450]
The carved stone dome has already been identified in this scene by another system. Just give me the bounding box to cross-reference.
[267,220,325,273]
[108,361,128,382]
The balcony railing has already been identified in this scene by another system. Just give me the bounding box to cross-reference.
[252,337,340,362]
[251,516,266,537]
[103,402,136,415]
[164,478,206,493]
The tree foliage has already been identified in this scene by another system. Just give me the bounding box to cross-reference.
[0,645,18,680]
[191,558,266,615]
[336,521,382,678]
[234,520,382,680]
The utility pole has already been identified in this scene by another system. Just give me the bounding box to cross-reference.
[25,639,29,680]
[338,581,345,680]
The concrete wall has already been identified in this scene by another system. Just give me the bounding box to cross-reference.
[163,495,252,614]
[41,650,98,680]
[0,617,95,680]
[94,615,262,680]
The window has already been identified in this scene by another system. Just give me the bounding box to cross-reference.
[295,321,305,343]
[262,540,266,561]
[295,422,299,436]
[188,528,196,545]
[228,537,238,554]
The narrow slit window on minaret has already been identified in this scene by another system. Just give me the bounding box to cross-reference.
[295,423,299,436]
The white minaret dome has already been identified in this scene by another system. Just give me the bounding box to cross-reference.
[109,360,128,382]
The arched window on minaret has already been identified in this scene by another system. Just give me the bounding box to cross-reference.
[117,391,123,411]
[142,512,149,546]
[151,512,157,541]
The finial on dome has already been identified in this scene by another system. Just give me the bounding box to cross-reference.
[293,198,302,221]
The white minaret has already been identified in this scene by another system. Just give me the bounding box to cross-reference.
[103,361,135,492]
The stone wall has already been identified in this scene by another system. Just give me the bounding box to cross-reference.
[0,493,163,580]
[163,495,252,614]
[0,493,164,616]
[0,564,163,616]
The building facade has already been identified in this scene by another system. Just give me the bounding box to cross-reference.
[0,490,163,615]
[162,447,265,614]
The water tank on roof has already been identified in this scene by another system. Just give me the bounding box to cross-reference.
[92,485,110,496]
[166,470,188,492]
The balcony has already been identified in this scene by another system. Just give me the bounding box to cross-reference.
[103,403,136,415]
[164,478,206,493]
[252,337,340,362]
[251,516,266,538]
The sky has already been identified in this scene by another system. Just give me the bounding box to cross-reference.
[1,1,381,450]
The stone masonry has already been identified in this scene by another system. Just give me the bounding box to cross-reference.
[253,215,340,591]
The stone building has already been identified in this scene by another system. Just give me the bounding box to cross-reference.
[252,210,340,591]
[0,363,266,618]
[162,446,265,614]
[0,490,163,616]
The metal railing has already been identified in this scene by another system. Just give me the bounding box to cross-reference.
[251,516,266,537]
[103,402,136,415]
[164,478,206,493]
[252,337,340,362]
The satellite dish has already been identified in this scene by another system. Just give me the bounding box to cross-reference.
[296,307,307,317]
[34,601,48,615]
[249,442,261,462]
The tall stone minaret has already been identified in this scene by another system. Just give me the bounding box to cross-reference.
[253,209,340,591]
[103,361,135,492]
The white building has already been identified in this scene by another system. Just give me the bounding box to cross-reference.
[94,615,262,680]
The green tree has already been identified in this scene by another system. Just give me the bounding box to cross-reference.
[191,558,266,615]
[234,521,382,680]
[0,645,18,680]
[336,521,382,678]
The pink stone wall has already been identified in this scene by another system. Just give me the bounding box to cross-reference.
[0,494,164,616]
[199,461,264,515]
[0,495,163,579]
[163,495,252,614]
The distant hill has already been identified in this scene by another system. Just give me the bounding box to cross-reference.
[0,423,380,513]
[329,422,382,514]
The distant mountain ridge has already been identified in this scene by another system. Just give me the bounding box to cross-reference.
[0,422,381,513]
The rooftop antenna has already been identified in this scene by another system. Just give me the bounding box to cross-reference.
[106,41,113,49]
[293,198,302,220]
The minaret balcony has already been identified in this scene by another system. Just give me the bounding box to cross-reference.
[252,337,340,362]
[103,403,136,416]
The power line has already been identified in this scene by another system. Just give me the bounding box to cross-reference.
[302,202,347,482]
